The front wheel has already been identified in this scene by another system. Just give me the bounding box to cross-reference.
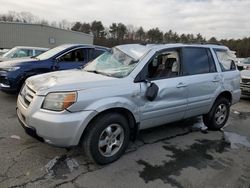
[203,97,230,130]
[82,113,130,164]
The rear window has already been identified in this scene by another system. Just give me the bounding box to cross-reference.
[214,49,236,71]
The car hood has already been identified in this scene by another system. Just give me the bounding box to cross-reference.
[0,58,38,67]
[241,70,250,78]
[26,69,119,95]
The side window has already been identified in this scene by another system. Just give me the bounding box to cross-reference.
[14,49,33,58]
[147,50,180,80]
[214,49,236,71]
[59,49,85,62]
[34,50,46,56]
[182,47,211,75]
[90,49,105,60]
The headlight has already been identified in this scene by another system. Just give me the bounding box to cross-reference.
[42,92,77,111]
[3,67,20,71]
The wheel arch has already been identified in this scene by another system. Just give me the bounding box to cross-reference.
[215,90,232,104]
[79,107,139,145]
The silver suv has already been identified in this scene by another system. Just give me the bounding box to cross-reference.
[17,44,241,164]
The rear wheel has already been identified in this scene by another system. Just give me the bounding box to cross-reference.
[82,113,130,164]
[203,97,230,130]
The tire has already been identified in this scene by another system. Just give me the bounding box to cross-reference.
[82,113,130,165]
[203,97,230,130]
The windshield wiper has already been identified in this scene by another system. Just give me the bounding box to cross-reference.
[31,56,39,60]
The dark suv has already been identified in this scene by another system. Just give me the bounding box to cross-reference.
[0,44,109,93]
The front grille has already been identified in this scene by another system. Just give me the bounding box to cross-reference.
[20,84,36,107]
[242,78,250,84]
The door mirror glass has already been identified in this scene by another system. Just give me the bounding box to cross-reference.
[145,82,159,101]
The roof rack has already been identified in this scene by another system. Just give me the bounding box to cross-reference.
[185,42,223,46]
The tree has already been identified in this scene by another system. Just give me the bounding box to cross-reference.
[117,23,127,41]
[196,33,206,43]
[71,22,82,31]
[126,24,136,40]
[136,27,145,41]
[91,20,105,38]
[109,23,118,39]
[164,30,179,43]
[80,23,91,34]
[208,37,218,44]
[147,28,163,43]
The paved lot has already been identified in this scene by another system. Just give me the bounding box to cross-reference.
[0,92,250,188]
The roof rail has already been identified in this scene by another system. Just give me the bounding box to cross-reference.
[189,42,223,45]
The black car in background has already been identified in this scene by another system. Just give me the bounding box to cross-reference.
[0,44,109,93]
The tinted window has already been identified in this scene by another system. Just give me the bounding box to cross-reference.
[34,50,46,56]
[214,49,236,71]
[182,47,211,75]
[90,49,105,60]
[59,49,85,62]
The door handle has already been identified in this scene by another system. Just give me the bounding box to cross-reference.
[176,82,187,88]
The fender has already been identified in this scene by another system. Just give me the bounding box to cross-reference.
[84,96,140,123]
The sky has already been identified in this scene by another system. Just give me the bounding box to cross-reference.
[0,0,250,39]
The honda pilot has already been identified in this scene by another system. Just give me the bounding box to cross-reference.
[17,44,241,164]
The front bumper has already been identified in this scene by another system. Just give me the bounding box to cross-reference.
[0,71,18,93]
[17,94,97,147]
[240,83,250,96]
[17,108,44,143]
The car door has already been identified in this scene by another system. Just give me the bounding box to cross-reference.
[138,48,188,129]
[55,48,88,70]
[181,47,221,118]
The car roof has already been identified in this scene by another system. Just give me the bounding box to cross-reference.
[14,46,49,50]
[115,43,229,60]
[59,44,110,50]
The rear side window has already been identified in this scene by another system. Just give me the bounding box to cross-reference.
[182,47,215,75]
[214,49,236,71]
[90,49,105,60]
[34,50,46,56]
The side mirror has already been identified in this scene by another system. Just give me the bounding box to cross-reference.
[145,82,159,101]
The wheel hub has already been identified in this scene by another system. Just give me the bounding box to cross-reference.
[98,124,124,157]
[215,104,227,125]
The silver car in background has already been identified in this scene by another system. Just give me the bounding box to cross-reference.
[0,46,48,62]
[17,44,241,164]
[240,70,250,95]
